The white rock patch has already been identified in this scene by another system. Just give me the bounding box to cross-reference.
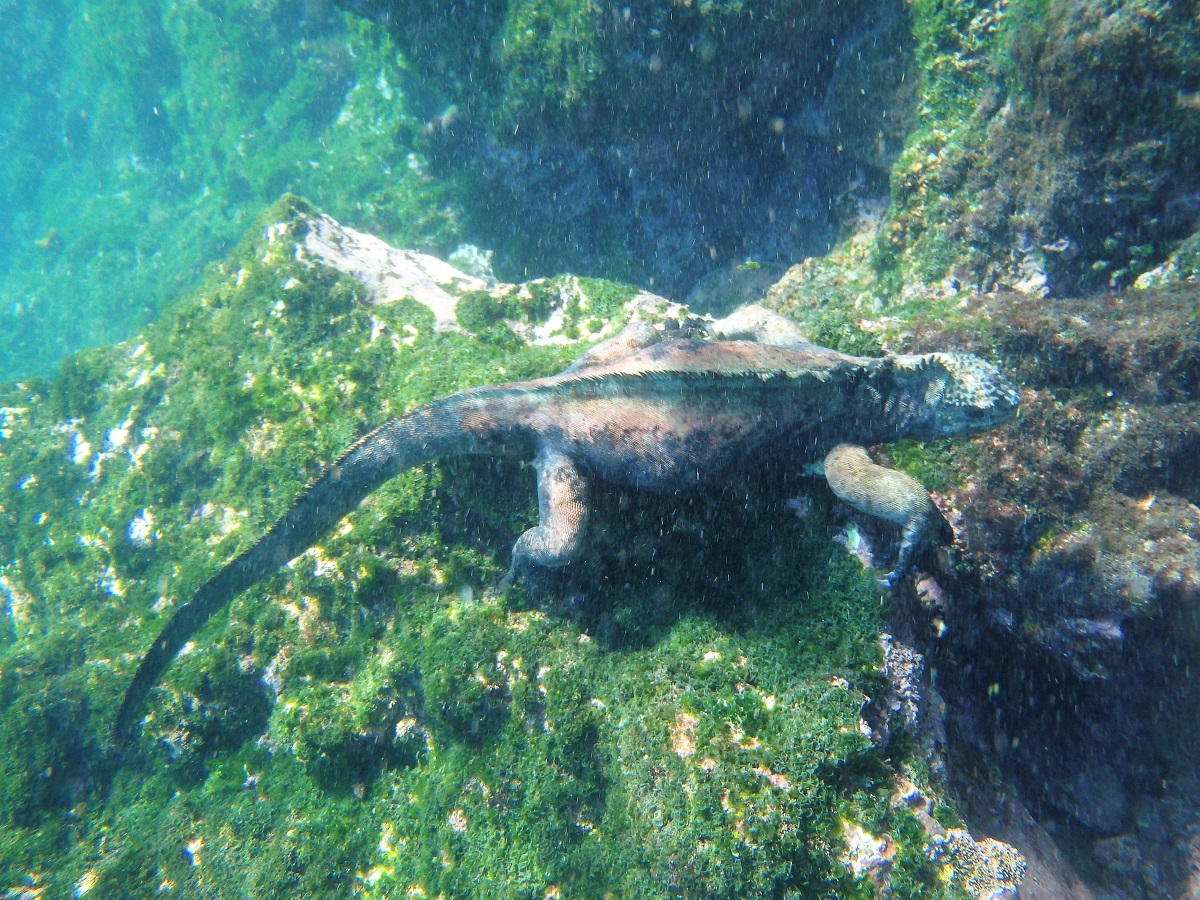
[300,213,486,331]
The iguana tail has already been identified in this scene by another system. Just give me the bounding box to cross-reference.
[111,396,496,748]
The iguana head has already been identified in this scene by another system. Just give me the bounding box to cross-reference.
[891,352,1021,438]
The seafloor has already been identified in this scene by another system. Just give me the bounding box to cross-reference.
[2,1,1199,898]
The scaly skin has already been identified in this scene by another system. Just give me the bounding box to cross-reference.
[818,443,955,586]
[111,329,1019,747]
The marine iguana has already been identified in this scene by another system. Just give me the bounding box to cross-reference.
[111,326,1019,746]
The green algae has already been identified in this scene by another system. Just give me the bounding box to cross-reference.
[499,0,605,124]
[457,275,640,347]
[0,1,459,381]
[883,440,957,495]
[0,198,978,897]
[870,0,1200,297]
[767,0,1200,314]
[869,0,1008,298]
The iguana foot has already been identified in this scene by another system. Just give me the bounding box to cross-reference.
[509,446,590,575]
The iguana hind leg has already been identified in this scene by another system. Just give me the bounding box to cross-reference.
[562,310,707,372]
[817,443,952,587]
[563,321,664,372]
[504,446,590,585]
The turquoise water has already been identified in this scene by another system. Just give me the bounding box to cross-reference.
[2,1,1200,897]
[0,0,452,380]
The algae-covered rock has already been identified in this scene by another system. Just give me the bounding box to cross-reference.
[761,218,1200,894]
[800,284,1200,897]
[0,197,1010,897]
[337,0,914,297]
[0,0,458,381]
[12,0,1195,388]
[786,0,1200,304]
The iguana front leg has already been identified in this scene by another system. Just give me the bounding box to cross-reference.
[504,446,591,585]
[815,443,951,587]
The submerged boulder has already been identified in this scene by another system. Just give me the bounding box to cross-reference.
[771,278,1200,897]
[336,0,915,296]
[329,0,1200,313]
[0,197,1017,898]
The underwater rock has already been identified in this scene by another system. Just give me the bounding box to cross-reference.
[841,820,896,884]
[1134,228,1200,289]
[879,632,924,736]
[1047,760,1130,838]
[871,0,1200,298]
[0,198,1022,898]
[301,211,486,330]
[917,289,1200,661]
[884,285,1200,896]
[751,0,1200,307]
[467,0,1200,301]
[447,244,498,287]
[707,303,808,347]
[338,0,912,296]
[1089,774,1200,898]
[769,261,1200,893]
[925,830,1025,900]
[684,263,789,319]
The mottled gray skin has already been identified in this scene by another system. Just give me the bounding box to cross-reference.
[112,328,1019,746]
